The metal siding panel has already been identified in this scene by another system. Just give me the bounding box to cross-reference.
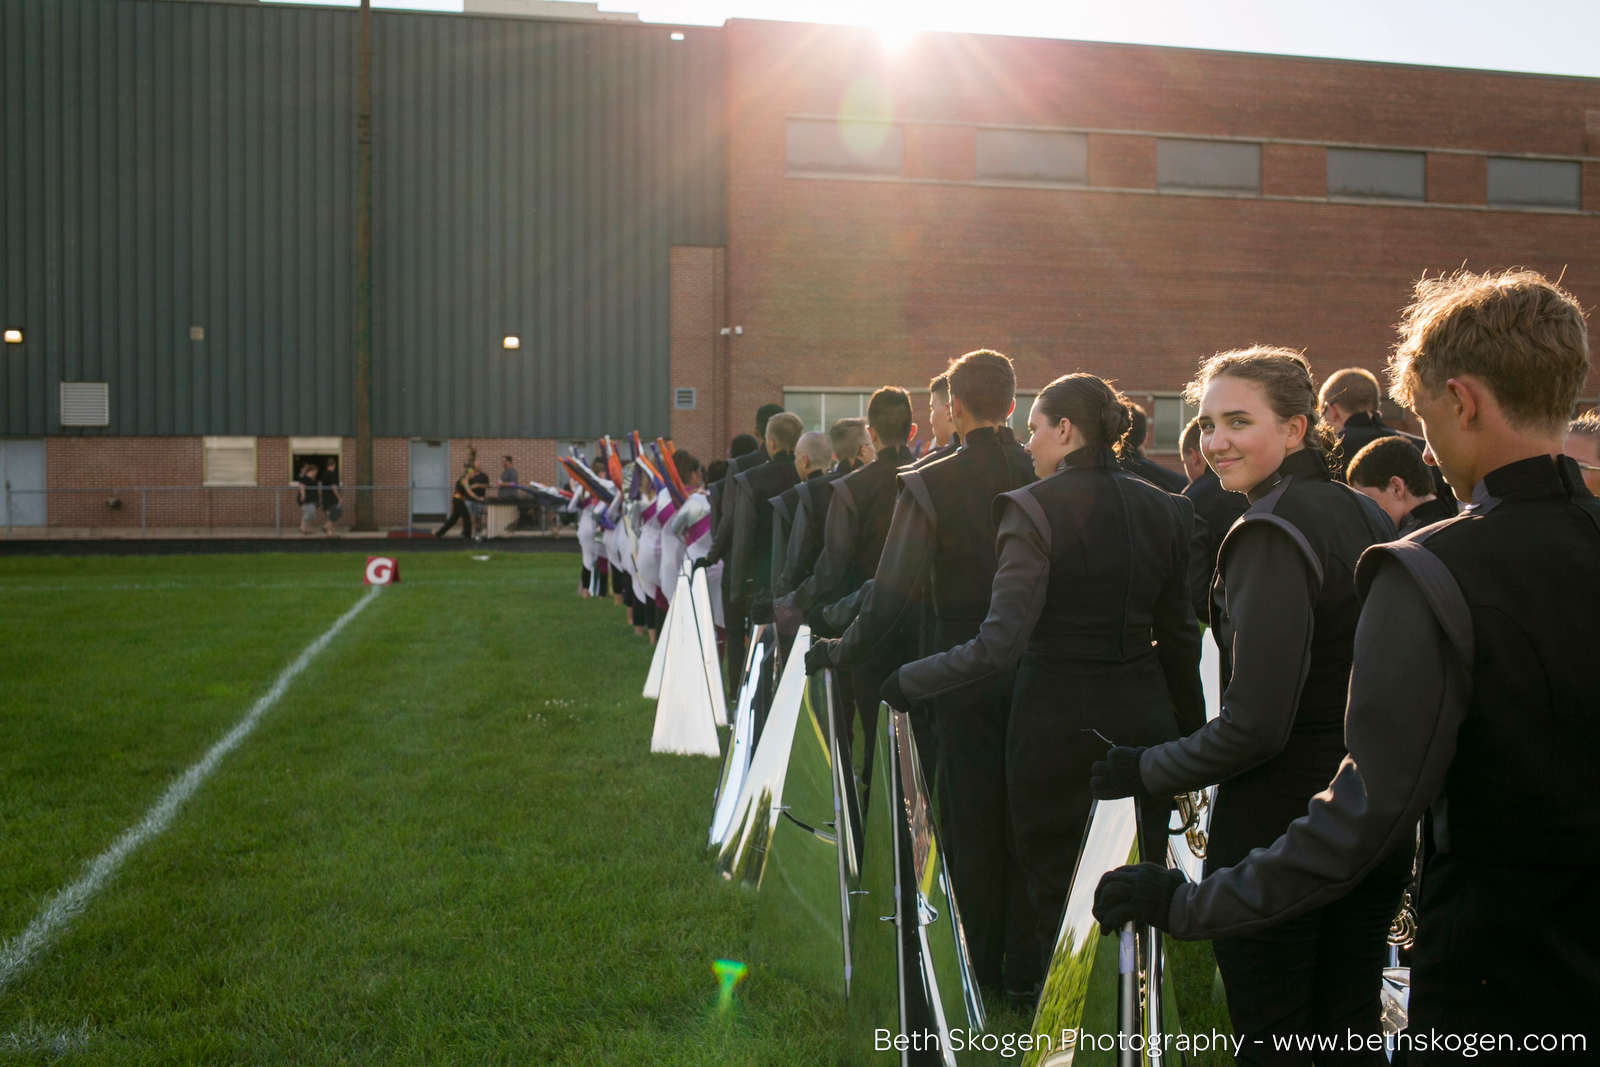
[2,3,721,441]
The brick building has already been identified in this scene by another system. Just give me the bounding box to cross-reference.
[3,2,1598,531]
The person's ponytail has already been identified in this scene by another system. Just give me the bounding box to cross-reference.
[1036,373,1135,456]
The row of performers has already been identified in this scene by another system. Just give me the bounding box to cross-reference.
[572,267,1597,1061]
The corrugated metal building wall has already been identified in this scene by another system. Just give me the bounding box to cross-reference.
[0,0,726,440]
[371,12,725,439]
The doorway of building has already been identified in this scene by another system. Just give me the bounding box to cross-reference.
[409,440,449,523]
[1,439,46,527]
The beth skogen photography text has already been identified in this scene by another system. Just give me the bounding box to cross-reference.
[2,0,1597,1062]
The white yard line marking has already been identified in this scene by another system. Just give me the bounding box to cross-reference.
[0,585,383,995]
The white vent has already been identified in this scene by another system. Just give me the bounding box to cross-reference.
[674,387,697,410]
[204,436,258,486]
[60,382,109,427]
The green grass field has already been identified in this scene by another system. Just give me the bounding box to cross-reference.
[0,552,842,1065]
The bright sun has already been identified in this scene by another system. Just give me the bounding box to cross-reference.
[875,24,918,54]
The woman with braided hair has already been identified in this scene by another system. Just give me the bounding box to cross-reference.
[884,372,1205,973]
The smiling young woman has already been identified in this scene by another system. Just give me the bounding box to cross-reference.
[1092,347,1408,1057]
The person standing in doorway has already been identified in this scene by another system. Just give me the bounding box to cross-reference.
[318,457,342,536]
[296,461,322,535]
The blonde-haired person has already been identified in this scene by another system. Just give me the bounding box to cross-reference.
[883,372,1205,978]
[1091,347,1406,1059]
[1095,270,1600,1053]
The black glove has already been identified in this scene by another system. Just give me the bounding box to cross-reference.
[879,669,912,712]
[1093,863,1184,935]
[804,639,838,675]
[691,556,710,572]
[1090,745,1150,800]
[748,597,774,625]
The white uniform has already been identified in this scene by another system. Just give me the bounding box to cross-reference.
[670,491,723,628]
[635,486,666,603]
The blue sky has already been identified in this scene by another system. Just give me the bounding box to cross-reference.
[286,0,1600,79]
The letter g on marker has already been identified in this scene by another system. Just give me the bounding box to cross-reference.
[364,557,400,586]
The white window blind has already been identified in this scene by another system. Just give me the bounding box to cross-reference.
[204,437,258,486]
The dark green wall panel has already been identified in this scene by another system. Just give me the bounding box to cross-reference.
[0,0,725,439]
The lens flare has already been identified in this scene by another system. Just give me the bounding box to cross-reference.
[711,959,749,1013]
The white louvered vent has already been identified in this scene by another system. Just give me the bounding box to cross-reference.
[674,387,697,410]
[204,436,258,486]
[60,382,110,427]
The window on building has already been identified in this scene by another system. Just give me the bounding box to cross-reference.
[783,391,870,434]
[204,436,258,486]
[785,118,903,176]
[1150,395,1199,453]
[1008,393,1038,440]
[1326,148,1425,200]
[59,382,109,427]
[975,129,1088,184]
[1487,158,1581,209]
[1156,139,1261,193]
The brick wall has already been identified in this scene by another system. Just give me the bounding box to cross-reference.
[669,246,727,465]
[35,435,566,530]
[723,20,1600,443]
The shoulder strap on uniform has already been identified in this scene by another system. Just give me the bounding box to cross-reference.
[898,468,937,529]
[995,486,1051,550]
[1218,475,1325,587]
[1355,540,1474,664]
[832,478,857,515]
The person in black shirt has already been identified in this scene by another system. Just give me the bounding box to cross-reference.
[317,458,343,534]
[1321,365,1455,514]
[773,388,916,775]
[1095,268,1600,1058]
[809,350,1040,996]
[1180,415,1248,620]
[703,407,785,693]
[1091,348,1404,1060]
[296,461,323,535]
[1347,435,1455,534]
[886,373,1203,973]
[1122,404,1189,492]
[435,458,484,539]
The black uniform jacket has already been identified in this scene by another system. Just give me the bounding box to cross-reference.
[774,464,853,598]
[1167,454,1600,939]
[773,444,913,631]
[1183,467,1249,621]
[1335,411,1456,509]
[833,426,1033,672]
[1139,449,1395,868]
[896,445,1204,733]
[728,451,798,606]
[1398,494,1455,535]
[704,446,768,567]
[1124,448,1189,493]
[769,469,822,597]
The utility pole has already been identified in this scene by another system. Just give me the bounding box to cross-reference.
[353,0,376,530]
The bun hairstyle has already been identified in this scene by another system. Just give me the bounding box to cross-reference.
[1182,346,1336,457]
[1034,373,1135,456]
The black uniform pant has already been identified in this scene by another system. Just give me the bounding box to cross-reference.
[1008,653,1177,969]
[1212,842,1412,1066]
[932,676,1039,993]
[436,498,474,538]
[1407,849,1600,1064]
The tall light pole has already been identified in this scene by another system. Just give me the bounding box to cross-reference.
[353,0,376,529]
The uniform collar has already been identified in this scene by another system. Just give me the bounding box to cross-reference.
[1247,447,1330,503]
[1056,445,1116,472]
[877,444,913,466]
[961,425,1001,449]
[1471,454,1583,510]
[1342,411,1385,432]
